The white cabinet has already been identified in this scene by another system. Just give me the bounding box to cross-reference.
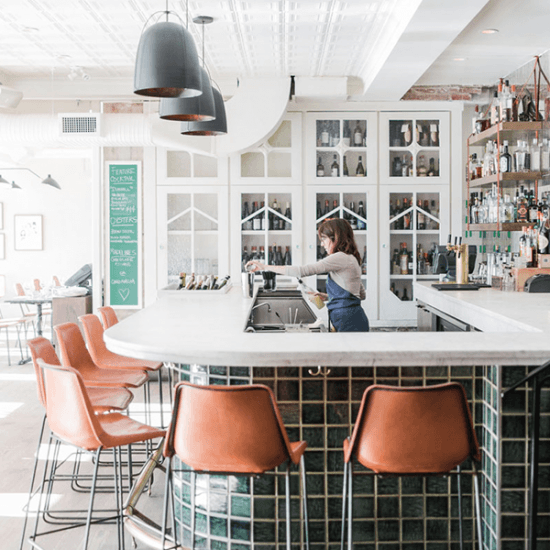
[157,147,229,185]
[305,112,378,185]
[156,186,229,289]
[379,185,449,323]
[306,185,378,322]
[379,112,450,183]
[230,186,303,281]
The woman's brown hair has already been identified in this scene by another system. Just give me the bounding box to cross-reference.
[318,218,362,265]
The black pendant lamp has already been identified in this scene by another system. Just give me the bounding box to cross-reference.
[159,16,216,121]
[134,3,202,98]
[181,87,227,135]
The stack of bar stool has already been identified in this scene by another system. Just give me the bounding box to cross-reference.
[20,337,134,550]
[98,306,173,422]
[28,358,165,550]
[341,382,483,550]
[125,382,310,550]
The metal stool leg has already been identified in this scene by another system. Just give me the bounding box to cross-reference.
[82,448,102,550]
[161,456,172,547]
[473,463,483,550]
[347,461,353,550]
[457,465,464,550]
[300,455,310,550]
[285,461,291,550]
[340,460,349,550]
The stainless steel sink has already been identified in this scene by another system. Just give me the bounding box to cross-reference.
[245,289,325,333]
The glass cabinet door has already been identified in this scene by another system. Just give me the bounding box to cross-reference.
[157,186,229,289]
[230,186,302,281]
[380,112,450,183]
[306,186,378,323]
[380,185,448,323]
[306,112,377,184]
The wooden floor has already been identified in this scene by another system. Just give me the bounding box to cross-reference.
[0,341,169,550]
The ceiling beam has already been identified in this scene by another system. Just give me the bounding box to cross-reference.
[357,0,490,101]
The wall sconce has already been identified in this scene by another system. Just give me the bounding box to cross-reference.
[0,169,61,190]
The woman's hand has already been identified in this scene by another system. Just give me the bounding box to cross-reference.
[246,260,265,272]
[313,291,328,302]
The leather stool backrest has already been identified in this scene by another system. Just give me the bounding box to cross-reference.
[346,383,480,474]
[98,306,118,329]
[27,337,61,407]
[164,382,294,474]
[54,322,97,371]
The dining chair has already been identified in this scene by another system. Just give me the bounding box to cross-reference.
[27,359,165,550]
[0,307,26,365]
[341,382,482,550]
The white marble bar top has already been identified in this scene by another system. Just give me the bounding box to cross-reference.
[104,285,550,368]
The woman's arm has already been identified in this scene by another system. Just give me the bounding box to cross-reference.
[245,261,286,274]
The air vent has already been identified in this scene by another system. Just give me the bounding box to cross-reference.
[59,113,101,136]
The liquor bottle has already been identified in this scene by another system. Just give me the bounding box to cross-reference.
[348,202,357,230]
[357,201,366,230]
[271,199,279,230]
[217,275,231,290]
[514,140,527,172]
[490,90,500,126]
[392,249,400,275]
[417,244,425,275]
[343,156,349,176]
[259,246,265,262]
[333,199,339,217]
[401,123,412,146]
[408,251,414,274]
[399,242,409,275]
[323,199,330,216]
[401,155,409,177]
[317,156,325,177]
[394,199,402,229]
[331,154,340,177]
[252,202,261,231]
[260,201,266,230]
[500,140,512,173]
[342,122,351,147]
[402,287,410,301]
[500,79,511,121]
[402,198,411,230]
[353,121,363,147]
[284,202,292,230]
[356,155,365,176]
[529,189,539,223]
[417,155,428,177]
[531,138,541,172]
[516,187,529,222]
[538,211,550,254]
[283,246,292,265]
[361,246,367,275]
[424,252,431,274]
[185,272,195,290]
[417,198,426,230]
[427,157,437,177]
[321,122,329,146]
[241,247,249,271]
[542,139,550,171]
[392,155,402,177]
[510,84,518,121]
[177,272,186,290]
[429,123,439,147]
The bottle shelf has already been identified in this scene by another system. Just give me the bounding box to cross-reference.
[468,222,536,231]
[469,171,546,188]
[468,121,550,146]
[390,275,414,279]
[167,230,218,235]
[241,229,292,235]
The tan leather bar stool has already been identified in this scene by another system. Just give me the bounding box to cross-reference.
[128,382,310,550]
[28,359,165,550]
[341,382,483,550]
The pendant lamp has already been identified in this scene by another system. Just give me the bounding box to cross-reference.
[181,87,227,135]
[159,16,215,121]
[159,67,215,121]
[0,175,9,185]
[134,5,202,98]
[42,174,61,189]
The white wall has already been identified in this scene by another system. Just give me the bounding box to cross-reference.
[0,155,93,305]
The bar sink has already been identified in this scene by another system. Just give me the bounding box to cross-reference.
[244,289,326,333]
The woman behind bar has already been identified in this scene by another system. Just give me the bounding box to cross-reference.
[247,218,369,332]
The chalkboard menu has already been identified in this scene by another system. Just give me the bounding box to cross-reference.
[108,162,141,308]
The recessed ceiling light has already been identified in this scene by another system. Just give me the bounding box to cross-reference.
[453,57,466,62]
[482,28,499,34]
[21,26,39,33]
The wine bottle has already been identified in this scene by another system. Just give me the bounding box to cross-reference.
[357,201,366,230]
[241,247,249,271]
[349,202,357,230]
[317,156,325,177]
[242,201,250,223]
[217,275,231,290]
[402,287,410,301]
[353,121,362,147]
[283,246,292,265]
[252,202,261,231]
[316,201,322,220]
[243,201,252,230]
[417,199,426,230]
[272,198,280,230]
[260,201,266,230]
[331,154,340,177]
[177,272,186,290]
[399,243,408,275]
[361,246,367,275]
[402,198,411,230]
[323,199,330,216]
[185,272,195,290]
[333,199,339,218]
[276,246,284,265]
[356,155,365,177]
[268,245,273,265]
[284,202,292,230]
[343,156,349,176]
[417,155,427,177]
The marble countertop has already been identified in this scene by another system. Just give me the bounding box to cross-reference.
[103,284,550,367]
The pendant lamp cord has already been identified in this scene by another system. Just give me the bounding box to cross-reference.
[202,22,205,68]
[165,0,168,22]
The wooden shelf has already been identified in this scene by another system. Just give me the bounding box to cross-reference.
[468,222,535,231]
[468,121,549,146]
[469,171,545,188]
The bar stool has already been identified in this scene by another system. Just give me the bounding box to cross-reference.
[341,382,482,550]
[28,359,165,550]
[125,382,310,550]
[20,337,134,550]
[79,314,167,428]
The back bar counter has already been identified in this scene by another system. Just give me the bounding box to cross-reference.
[105,283,550,550]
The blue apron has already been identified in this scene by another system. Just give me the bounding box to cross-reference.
[326,275,369,332]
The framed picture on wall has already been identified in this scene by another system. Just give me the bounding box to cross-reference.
[0,203,3,230]
[0,234,4,259]
[14,214,43,251]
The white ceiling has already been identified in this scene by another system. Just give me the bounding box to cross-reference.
[0,0,548,102]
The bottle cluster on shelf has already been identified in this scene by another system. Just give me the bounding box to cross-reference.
[241,244,291,270]
[470,138,550,179]
[316,154,365,177]
[316,199,367,229]
[177,273,230,291]
[469,187,550,224]
[519,222,550,267]
[390,243,436,277]
[389,120,440,148]
[316,120,366,148]
[241,198,291,230]
[390,198,439,230]
[391,154,439,178]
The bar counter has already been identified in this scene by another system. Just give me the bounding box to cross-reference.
[105,285,550,550]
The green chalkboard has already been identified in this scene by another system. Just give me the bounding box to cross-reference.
[108,162,141,308]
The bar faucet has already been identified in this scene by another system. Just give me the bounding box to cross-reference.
[250,302,272,314]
